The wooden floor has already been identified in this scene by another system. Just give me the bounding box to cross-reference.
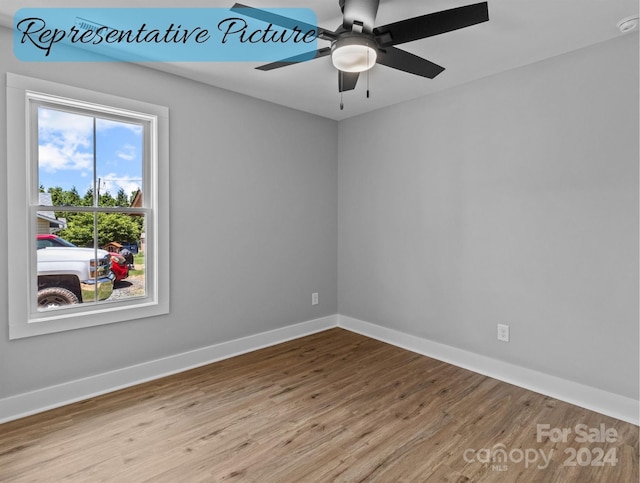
[0,328,637,482]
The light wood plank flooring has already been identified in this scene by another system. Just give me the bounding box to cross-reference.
[0,328,637,482]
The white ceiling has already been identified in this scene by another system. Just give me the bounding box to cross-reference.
[1,1,637,120]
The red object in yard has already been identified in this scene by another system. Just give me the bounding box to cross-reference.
[108,253,130,281]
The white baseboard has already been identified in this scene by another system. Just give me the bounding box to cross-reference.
[0,315,337,424]
[2,313,637,426]
[338,315,639,426]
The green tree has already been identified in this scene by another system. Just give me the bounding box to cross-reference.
[116,188,130,207]
[46,186,142,247]
[66,187,82,206]
[47,186,83,207]
[99,190,117,207]
[83,187,94,207]
[47,186,64,206]
[97,213,142,246]
[58,212,95,247]
[58,212,142,247]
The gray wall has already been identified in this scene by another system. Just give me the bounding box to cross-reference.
[338,33,639,400]
[0,26,338,398]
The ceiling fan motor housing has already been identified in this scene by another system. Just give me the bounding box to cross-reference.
[331,32,378,72]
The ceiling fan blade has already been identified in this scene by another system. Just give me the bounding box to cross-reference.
[231,3,337,41]
[340,0,380,33]
[374,2,489,47]
[376,47,445,79]
[339,71,360,92]
[256,47,331,71]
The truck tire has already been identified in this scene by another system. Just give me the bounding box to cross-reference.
[37,287,80,308]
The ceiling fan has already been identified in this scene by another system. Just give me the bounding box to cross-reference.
[231,0,489,98]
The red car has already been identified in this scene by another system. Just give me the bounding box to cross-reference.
[37,234,130,281]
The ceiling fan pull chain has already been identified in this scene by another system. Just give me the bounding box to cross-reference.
[367,49,370,99]
[339,71,344,110]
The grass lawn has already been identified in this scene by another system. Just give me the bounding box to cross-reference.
[130,252,145,276]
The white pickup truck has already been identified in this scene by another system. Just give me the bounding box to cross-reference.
[37,246,115,309]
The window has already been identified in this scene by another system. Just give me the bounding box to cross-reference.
[7,73,169,339]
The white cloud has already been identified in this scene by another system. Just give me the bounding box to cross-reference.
[97,118,143,136]
[39,143,93,173]
[117,144,136,161]
[98,172,142,198]
[38,108,93,174]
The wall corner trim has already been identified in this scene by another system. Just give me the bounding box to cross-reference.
[338,315,639,426]
[0,314,337,424]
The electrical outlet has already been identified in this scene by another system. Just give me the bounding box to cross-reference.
[497,324,510,342]
[312,292,318,306]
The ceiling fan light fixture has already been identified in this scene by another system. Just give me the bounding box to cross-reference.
[331,36,377,73]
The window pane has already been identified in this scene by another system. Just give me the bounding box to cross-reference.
[35,211,113,312]
[96,118,143,208]
[38,109,144,209]
[38,107,94,205]
[35,209,147,311]
[108,215,147,303]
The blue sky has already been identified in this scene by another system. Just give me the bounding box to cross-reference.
[38,107,143,201]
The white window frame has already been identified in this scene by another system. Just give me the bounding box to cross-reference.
[6,73,170,339]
